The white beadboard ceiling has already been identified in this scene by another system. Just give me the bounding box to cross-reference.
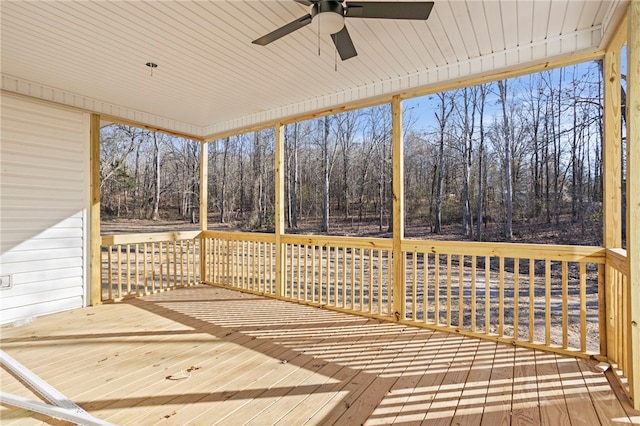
[0,0,628,140]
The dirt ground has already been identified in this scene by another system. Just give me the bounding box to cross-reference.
[102,214,602,246]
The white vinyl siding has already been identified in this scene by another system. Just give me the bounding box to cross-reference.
[0,94,89,324]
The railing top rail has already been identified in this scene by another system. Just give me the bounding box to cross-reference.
[606,247,629,275]
[199,230,276,243]
[281,234,393,250]
[101,230,201,246]
[401,239,606,263]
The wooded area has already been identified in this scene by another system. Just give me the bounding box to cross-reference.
[100,59,627,246]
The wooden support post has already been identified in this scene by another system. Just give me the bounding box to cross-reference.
[275,123,286,299]
[89,114,102,306]
[391,96,404,320]
[603,13,626,358]
[626,0,640,410]
[199,141,208,283]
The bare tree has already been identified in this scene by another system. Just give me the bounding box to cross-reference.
[219,137,230,223]
[497,80,514,240]
[476,84,488,240]
[321,116,330,233]
[433,92,456,233]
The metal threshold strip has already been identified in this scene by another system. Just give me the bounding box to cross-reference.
[0,350,114,426]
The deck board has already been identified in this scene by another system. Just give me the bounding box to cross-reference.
[1,285,637,425]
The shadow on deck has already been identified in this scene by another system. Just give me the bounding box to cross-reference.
[1,285,638,425]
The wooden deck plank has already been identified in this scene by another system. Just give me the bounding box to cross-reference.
[421,339,480,426]
[577,358,637,425]
[186,317,359,425]
[556,356,601,425]
[393,333,466,425]
[510,346,541,426]
[479,343,515,426]
[271,323,402,425]
[303,324,418,425]
[364,329,441,425]
[449,340,498,426]
[103,333,287,424]
[535,351,571,425]
[261,321,391,424]
[332,328,435,425]
[103,295,332,424]
[0,285,636,426]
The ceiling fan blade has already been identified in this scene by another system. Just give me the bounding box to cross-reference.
[345,2,434,20]
[293,0,314,5]
[331,26,357,61]
[252,14,313,46]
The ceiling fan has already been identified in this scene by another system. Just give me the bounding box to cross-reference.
[252,0,434,61]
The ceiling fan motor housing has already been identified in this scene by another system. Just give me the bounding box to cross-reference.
[312,1,345,34]
[311,1,344,18]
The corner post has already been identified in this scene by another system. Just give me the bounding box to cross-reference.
[89,114,101,306]
[391,96,404,320]
[275,123,286,299]
[603,12,626,358]
[626,0,640,410]
[199,141,208,283]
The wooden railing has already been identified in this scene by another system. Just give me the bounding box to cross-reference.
[400,241,605,356]
[101,230,634,399]
[101,231,201,302]
[200,230,276,294]
[199,231,607,358]
[281,235,394,317]
[605,248,632,399]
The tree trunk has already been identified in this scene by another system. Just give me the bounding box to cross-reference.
[498,80,513,240]
[476,84,487,240]
[321,117,330,233]
[250,131,264,229]
[433,92,455,234]
[151,132,161,221]
[220,137,229,223]
[292,123,299,228]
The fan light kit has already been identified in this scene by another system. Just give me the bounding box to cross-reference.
[253,0,434,61]
[313,1,345,34]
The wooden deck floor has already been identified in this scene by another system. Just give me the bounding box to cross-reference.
[1,285,638,425]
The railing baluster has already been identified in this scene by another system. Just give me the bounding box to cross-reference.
[367,249,374,313]
[470,254,476,331]
[580,262,587,353]
[387,249,392,317]
[545,259,551,346]
[152,242,158,290]
[529,258,535,343]
[424,252,429,324]
[336,246,341,307]
[459,254,464,328]
[143,242,149,294]
[562,261,569,349]
[297,244,306,300]
[349,248,362,311]
[378,250,383,316]
[513,258,520,340]
[107,247,113,301]
[116,245,122,297]
[342,247,347,309]
[484,255,489,334]
[434,253,440,325]
[412,251,417,321]
[499,257,504,337]
[446,254,452,327]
